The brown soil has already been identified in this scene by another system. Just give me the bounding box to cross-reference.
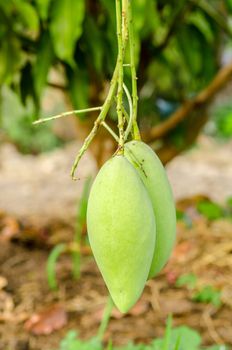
[0,208,232,350]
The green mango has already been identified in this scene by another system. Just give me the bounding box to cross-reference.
[125,141,176,278]
[87,155,156,313]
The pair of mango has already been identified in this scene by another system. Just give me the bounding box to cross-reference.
[87,141,176,313]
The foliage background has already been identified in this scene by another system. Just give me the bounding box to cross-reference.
[1,0,232,154]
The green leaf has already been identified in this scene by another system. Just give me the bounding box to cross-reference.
[227,196,232,208]
[197,201,224,220]
[33,31,54,98]
[83,17,104,75]
[35,0,51,20]
[162,315,172,350]
[72,177,92,280]
[46,243,67,290]
[176,273,197,289]
[177,25,203,76]
[67,65,89,113]
[153,326,201,350]
[132,0,147,33]
[193,286,221,307]
[20,62,39,112]
[0,35,22,85]
[50,0,85,65]
[187,11,214,43]
[59,332,102,350]
[2,87,62,153]
[225,0,232,13]
[14,0,39,37]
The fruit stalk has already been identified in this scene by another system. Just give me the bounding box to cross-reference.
[116,0,125,151]
[71,57,120,179]
[128,0,141,140]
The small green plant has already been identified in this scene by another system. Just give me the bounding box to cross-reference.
[175,273,197,290]
[192,286,221,307]
[176,274,222,308]
[46,177,92,290]
[55,316,228,350]
[197,200,224,221]
[208,101,232,139]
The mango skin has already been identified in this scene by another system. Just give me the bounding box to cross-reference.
[125,141,176,278]
[87,155,156,313]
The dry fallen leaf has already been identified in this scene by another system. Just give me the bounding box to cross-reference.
[0,216,20,242]
[24,304,67,335]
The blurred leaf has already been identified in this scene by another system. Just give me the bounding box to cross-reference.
[77,177,92,227]
[2,87,62,154]
[162,315,172,350]
[20,62,38,110]
[217,111,232,137]
[50,0,85,65]
[47,243,67,290]
[25,304,67,335]
[35,0,51,20]
[193,286,221,307]
[14,0,39,37]
[132,0,147,33]
[99,0,116,27]
[187,11,214,43]
[59,331,102,350]
[72,177,92,280]
[177,25,203,76]
[153,325,201,350]
[197,200,224,220]
[225,0,232,12]
[0,35,22,85]
[67,65,89,112]
[142,0,161,38]
[83,17,104,75]
[33,31,54,98]
[227,196,232,208]
[176,273,197,289]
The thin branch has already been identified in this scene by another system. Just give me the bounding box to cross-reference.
[33,107,102,125]
[102,121,119,142]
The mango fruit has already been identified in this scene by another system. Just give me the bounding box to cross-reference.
[125,141,176,278]
[87,155,156,313]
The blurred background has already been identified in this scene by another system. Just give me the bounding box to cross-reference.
[0,1,232,349]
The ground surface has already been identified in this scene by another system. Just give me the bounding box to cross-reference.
[0,203,232,349]
[0,136,231,225]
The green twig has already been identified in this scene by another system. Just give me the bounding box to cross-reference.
[33,107,102,125]
[71,58,120,180]
[116,0,125,150]
[122,0,129,43]
[128,0,141,140]
[97,296,114,342]
[123,83,133,140]
[102,121,119,141]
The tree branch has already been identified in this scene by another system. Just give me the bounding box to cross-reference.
[143,60,232,142]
